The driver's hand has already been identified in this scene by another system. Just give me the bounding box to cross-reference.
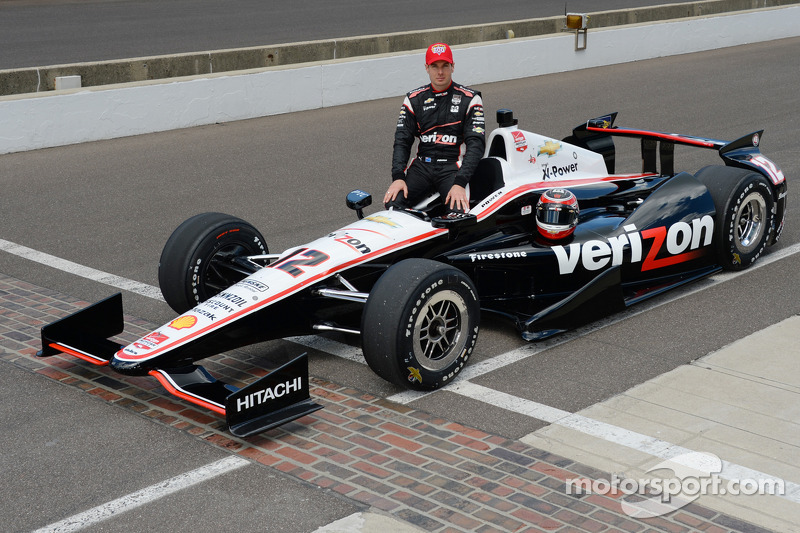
[446,184,469,212]
[384,179,408,204]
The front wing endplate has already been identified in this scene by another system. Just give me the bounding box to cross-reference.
[37,293,322,436]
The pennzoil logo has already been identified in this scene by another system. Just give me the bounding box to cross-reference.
[169,315,198,330]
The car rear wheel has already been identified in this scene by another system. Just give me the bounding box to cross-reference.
[361,258,480,391]
[695,166,774,271]
[158,213,268,313]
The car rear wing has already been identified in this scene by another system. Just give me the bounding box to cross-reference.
[566,112,786,187]
[37,293,322,437]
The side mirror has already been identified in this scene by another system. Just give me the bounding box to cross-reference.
[346,190,372,219]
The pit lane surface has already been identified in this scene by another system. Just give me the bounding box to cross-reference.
[1,37,799,531]
[1,0,684,69]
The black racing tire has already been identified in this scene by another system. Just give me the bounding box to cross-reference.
[361,258,480,391]
[695,166,775,271]
[158,212,268,313]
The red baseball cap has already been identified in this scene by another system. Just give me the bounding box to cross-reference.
[425,43,454,65]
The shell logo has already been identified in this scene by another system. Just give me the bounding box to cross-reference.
[169,315,198,330]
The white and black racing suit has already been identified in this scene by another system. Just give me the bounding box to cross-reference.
[388,81,485,211]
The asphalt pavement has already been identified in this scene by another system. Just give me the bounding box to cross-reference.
[0,18,798,533]
[1,0,684,69]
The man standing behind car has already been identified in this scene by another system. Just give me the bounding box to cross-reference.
[384,43,485,213]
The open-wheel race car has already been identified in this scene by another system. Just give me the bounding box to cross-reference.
[38,110,787,436]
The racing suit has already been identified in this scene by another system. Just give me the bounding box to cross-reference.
[389,82,486,211]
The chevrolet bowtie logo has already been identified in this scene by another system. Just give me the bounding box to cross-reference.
[538,140,562,157]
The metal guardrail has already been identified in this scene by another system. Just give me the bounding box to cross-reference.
[1,0,797,97]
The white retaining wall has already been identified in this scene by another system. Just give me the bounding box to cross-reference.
[1,6,798,155]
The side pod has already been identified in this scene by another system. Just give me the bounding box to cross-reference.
[520,266,625,340]
[37,293,322,436]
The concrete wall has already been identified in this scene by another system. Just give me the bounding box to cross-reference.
[1,6,798,155]
[2,0,797,95]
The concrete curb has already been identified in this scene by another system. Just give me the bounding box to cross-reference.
[2,5,799,155]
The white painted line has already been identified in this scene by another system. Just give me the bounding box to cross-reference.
[287,335,364,363]
[450,381,571,423]
[450,382,800,505]
[31,456,249,532]
[0,238,164,301]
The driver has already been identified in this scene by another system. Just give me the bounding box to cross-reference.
[535,188,580,240]
[384,43,486,213]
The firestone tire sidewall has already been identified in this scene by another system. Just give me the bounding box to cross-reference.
[187,223,267,305]
[720,177,774,271]
[362,259,480,391]
[401,277,480,390]
[158,213,267,314]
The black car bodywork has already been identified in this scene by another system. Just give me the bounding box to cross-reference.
[38,111,787,435]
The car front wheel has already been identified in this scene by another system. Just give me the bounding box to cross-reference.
[361,258,480,391]
[158,212,268,313]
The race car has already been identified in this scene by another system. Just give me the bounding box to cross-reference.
[38,110,787,436]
